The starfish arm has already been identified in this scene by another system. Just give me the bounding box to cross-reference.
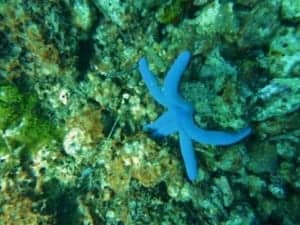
[183,116,252,146]
[179,130,198,181]
[163,51,191,106]
[144,111,178,137]
[138,57,167,106]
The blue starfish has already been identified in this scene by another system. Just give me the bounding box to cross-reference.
[138,51,251,181]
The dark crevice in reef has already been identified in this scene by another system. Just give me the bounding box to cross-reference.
[76,38,94,80]
[75,9,101,82]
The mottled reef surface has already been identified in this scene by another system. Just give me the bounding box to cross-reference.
[0,0,300,225]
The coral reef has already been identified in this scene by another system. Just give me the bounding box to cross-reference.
[0,0,299,225]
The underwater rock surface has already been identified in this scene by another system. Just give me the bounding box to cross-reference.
[0,0,299,225]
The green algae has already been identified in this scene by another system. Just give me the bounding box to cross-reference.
[0,85,23,130]
[156,0,189,24]
[0,83,63,157]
